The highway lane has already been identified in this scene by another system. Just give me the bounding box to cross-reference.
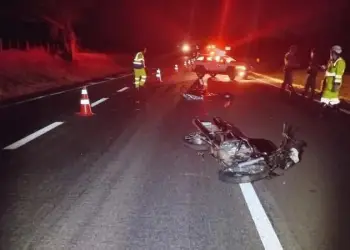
[0,74,263,250]
[0,73,132,149]
[208,76,350,249]
[191,73,350,247]
[0,70,350,249]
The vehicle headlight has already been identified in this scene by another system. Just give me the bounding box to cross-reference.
[182,44,190,53]
[236,65,247,71]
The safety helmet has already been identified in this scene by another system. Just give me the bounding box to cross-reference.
[331,45,342,54]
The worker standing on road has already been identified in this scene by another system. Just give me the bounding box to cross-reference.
[133,48,147,103]
[320,45,346,106]
[303,48,319,99]
[174,64,179,73]
[281,45,299,93]
[133,48,147,88]
[156,68,162,82]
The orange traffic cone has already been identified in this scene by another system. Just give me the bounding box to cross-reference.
[77,87,94,116]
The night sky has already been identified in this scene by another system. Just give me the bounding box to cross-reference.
[0,0,349,59]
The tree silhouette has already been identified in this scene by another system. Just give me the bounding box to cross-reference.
[7,0,95,61]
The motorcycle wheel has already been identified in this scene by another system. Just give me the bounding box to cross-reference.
[218,167,270,184]
[183,132,210,151]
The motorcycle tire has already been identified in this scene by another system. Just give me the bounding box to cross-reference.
[218,167,270,184]
[183,133,210,151]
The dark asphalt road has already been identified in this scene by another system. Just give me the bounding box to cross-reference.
[1,70,350,250]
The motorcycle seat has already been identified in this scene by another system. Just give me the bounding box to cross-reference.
[212,117,277,154]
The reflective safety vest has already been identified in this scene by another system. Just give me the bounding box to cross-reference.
[322,57,346,99]
[133,52,145,69]
[156,68,161,77]
[174,64,178,71]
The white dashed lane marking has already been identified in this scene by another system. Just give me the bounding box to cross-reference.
[91,98,109,107]
[3,122,64,150]
[117,87,129,92]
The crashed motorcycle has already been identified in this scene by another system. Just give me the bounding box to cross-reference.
[181,78,233,105]
[183,117,306,183]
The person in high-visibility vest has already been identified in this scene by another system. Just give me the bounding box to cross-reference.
[320,45,346,106]
[174,64,179,72]
[133,48,147,89]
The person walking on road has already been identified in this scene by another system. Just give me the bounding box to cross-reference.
[133,48,147,88]
[320,45,346,106]
[303,48,320,99]
[133,48,148,103]
[156,68,163,82]
[281,45,299,93]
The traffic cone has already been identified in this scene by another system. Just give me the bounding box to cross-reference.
[77,87,94,116]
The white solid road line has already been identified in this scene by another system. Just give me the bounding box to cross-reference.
[3,122,64,150]
[87,80,109,87]
[117,86,129,92]
[0,74,133,109]
[88,74,131,87]
[240,183,284,250]
[91,98,109,107]
[340,108,350,114]
[253,74,350,116]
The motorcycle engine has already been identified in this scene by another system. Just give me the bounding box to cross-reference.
[211,139,254,166]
